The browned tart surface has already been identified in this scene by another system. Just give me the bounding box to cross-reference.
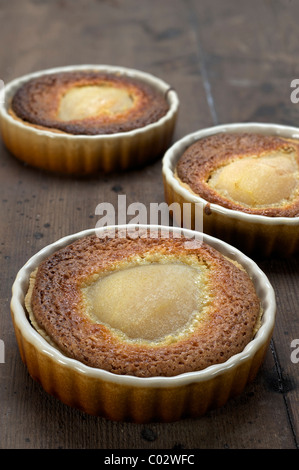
[25,231,262,377]
[176,132,299,217]
[10,70,169,135]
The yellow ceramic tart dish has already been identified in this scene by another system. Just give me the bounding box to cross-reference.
[10,225,276,423]
[0,65,179,174]
[163,123,299,256]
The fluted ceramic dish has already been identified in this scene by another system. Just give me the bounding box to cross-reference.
[0,65,179,174]
[10,224,276,423]
[162,122,299,256]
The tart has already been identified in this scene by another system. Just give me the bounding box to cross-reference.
[10,226,276,422]
[163,123,299,256]
[0,65,179,174]
[10,70,169,136]
[175,132,299,217]
[24,228,262,377]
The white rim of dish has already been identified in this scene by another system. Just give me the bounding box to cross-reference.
[11,224,276,388]
[162,122,299,226]
[0,64,179,139]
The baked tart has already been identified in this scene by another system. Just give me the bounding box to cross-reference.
[163,123,299,256]
[0,65,179,174]
[10,70,169,136]
[10,226,275,421]
[175,132,299,217]
[24,229,262,377]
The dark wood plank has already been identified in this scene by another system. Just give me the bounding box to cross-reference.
[188,0,299,127]
[1,0,299,449]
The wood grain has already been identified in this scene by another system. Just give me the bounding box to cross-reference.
[1,0,299,449]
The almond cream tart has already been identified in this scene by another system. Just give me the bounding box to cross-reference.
[9,70,169,135]
[175,132,299,217]
[24,230,262,378]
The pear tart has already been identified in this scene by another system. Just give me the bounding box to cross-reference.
[1,65,178,173]
[25,231,262,378]
[10,70,169,135]
[176,132,299,217]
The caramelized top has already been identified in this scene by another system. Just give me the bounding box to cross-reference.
[11,70,169,135]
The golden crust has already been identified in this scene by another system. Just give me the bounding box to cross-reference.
[25,231,262,377]
[10,70,169,135]
[176,132,299,217]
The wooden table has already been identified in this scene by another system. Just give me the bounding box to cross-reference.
[1,0,299,450]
